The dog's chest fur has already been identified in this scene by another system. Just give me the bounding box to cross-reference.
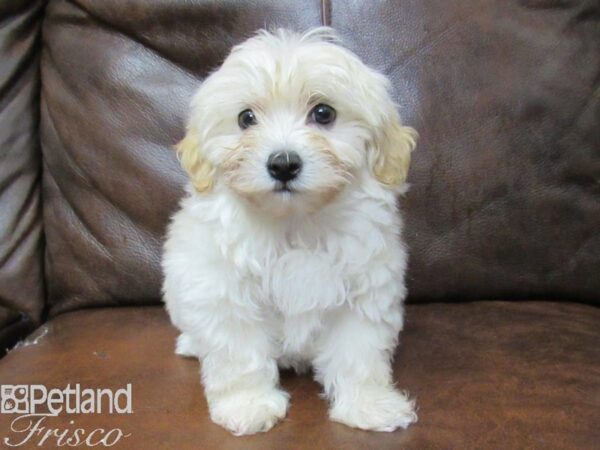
[167,183,403,357]
[220,192,402,352]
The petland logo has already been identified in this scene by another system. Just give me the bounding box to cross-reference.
[1,384,132,447]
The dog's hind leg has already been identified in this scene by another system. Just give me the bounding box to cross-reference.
[175,333,200,358]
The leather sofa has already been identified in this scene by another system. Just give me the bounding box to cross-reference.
[1,1,598,448]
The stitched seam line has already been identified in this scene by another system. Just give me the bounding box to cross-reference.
[321,0,331,26]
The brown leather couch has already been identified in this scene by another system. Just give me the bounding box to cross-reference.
[1,1,598,449]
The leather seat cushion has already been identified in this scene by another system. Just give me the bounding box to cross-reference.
[0,301,598,449]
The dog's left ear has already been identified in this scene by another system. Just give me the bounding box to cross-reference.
[370,120,418,187]
[366,78,418,187]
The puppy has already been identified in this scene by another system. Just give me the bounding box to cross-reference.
[162,27,418,436]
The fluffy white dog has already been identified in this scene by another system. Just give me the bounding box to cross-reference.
[162,27,418,436]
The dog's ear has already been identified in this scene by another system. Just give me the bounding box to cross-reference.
[175,128,214,192]
[365,74,418,187]
[369,119,417,187]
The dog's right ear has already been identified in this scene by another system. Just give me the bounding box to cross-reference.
[175,128,214,192]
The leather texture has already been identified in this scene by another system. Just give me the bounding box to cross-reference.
[0,303,598,449]
[40,0,324,316]
[0,0,46,349]
[40,0,600,316]
[330,0,600,304]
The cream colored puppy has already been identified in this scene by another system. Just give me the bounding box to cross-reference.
[162,28,418,436]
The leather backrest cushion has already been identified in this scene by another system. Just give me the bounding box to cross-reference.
[41,0,325,315]
[41,0,599,315]
[0,0,45,329]
[330,0,599,303]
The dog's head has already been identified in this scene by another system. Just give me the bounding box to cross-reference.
[177,28,417,216]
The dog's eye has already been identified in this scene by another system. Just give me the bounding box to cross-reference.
[311,104,336,125]
[238,109,257,129]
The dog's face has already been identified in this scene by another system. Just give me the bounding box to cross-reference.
[177,28,416,217]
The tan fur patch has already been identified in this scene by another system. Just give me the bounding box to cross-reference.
[372,125,417,186]
[175,129,215,192]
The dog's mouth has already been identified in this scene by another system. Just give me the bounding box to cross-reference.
[273,183,295,194]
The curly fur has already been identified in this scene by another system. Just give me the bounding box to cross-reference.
[162,27,418,436]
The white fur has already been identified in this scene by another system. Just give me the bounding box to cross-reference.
[162,28,417,436]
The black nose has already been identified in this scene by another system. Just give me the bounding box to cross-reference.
[267,151,302,182]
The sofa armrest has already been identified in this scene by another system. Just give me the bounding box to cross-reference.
[0,0,46,351]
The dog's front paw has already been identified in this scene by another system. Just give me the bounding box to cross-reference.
[208,387,289,436]
[329,386,417,432]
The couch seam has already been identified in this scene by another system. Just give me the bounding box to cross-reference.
[321,0,331,26]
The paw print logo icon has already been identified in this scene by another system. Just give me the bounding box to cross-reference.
[0,385,29,414]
